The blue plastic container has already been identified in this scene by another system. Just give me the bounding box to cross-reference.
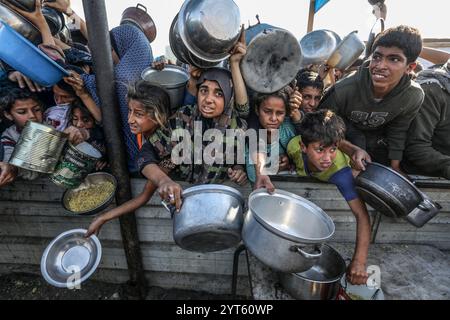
[0,19,69,87]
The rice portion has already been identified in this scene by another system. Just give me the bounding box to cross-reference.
[67,181,115,213]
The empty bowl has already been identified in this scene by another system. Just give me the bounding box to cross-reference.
[41,229,102,288]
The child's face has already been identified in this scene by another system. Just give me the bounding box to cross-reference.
[127,99,159,137]
[301,141,338,172]
[369,46,416,96]
[257,96,286,131]
[53,85,76,105]
[4,98,43,129]
[72,107,94,129]
[197,80,225,119]
[300,86,322,113]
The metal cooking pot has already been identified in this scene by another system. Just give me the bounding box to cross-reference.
[241,28,302,93]
[141,65,189,111]
[279,244,346,300]
[169,13,219,68]
[120,3,157,43]
[0,1,41,44]
[163,185,245,253]
[355,162,442,227]
[299,29,341,67]
[42,6,64,35]
[327,31,365,71]
[9,121,68,173]
[242,189,335,273]
[177,0,241,63]
[1,0,35,12]
[365,18,385,59]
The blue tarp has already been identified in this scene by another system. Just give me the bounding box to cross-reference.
[314,0,330,13]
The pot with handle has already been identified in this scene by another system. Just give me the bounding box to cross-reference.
[355,162,442,227]
[162,184,245,253]
[120,3,157,43]
[242,189,335,273]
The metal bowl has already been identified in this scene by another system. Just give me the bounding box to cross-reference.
[62,172,117,216]
[0,1,41,44]
[42,6,65,35]
[0,0,35,12]
[41,229,102,288]
[327,31,365,70]
[299,29,341,67]
[178,0,241,63]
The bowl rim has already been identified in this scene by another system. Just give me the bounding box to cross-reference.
[177,0,235,63]
[0,19,69,76]
[40,228,102,288]
[62,172,117,216]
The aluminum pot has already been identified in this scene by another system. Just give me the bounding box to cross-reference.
[0,0,35,12]
[42,6,65,35]
[242,189,335,273]
[355,162,441,227]
[141,65,189,111]
[299,29,341,67]
[241,28,302,93]
[9,121,67,173]
[327,31,365,71]
[120,3,157,43]
[0,1,41,44]
[163,185,245,253]
[279,244,346,300]
[178,0,241,63]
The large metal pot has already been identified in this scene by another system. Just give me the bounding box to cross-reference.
[0,0,35,12]
[0,1,41,44]
[177,0,241,63]
[9,121,68,173]
[242,189,335,273]
[141,65,189,111]
[279,244,346,300]
[327,31,365,71]
[355,162,442,227]
[299,29,341,67]
[164,185,245,253]
[120,3,157,43]
[42,6,65,35]
[241,28,302,93]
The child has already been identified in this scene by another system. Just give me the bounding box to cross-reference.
[86,81,172,237]
[319,25,424,174]
[296,69,324,113]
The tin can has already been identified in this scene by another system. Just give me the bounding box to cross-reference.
[51,142,102,189]
[9,121,68,173]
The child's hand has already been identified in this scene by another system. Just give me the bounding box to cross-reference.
[9,0,46,28]
[64,71,88,98]
[278,154,290,172]
[228,166,247,186]
[8,71,44,93]
[229,25,246,65]
[0,162,18,187]
[85,215,106,238]
[42,0,71,15]
[64,126,90,145]
[346,259,369,285]
[158,180,183,212]
[254,175,275,194]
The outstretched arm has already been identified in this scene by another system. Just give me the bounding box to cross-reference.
[229,25,249,118]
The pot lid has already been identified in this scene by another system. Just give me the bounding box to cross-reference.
[182,184,244,204]
[248,189,335,243]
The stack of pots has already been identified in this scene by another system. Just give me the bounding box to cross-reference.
[169,0,241,68]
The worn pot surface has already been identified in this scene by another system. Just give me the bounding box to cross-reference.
[299,29,341,67]
[0,2,41,44]
[121,3,157,43]
[242,28,302,93]
[327,31,365,70]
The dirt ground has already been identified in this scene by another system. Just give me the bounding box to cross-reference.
[0,273,244,300]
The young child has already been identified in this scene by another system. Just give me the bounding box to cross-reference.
[86,81,172,237]
[284,110,371,285]
[319,25,424,174]
[296,69,324,113]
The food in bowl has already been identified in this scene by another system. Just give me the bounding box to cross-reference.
[66,180,115,213]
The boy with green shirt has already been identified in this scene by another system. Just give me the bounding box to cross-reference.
[286,110,371,285]
[319,25,424,174]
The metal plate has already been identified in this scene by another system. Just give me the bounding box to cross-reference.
[241,28,302,93]
[41,229,102,288]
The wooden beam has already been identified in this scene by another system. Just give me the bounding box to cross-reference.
[307,0,316,33]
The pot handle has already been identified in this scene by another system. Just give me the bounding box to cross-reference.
[291,245,322,259]
[161,200,176,218]
[137,3,148,12]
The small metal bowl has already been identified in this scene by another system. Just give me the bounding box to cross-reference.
[62,172,117,216]
[299,29,341,67]
[41,229,102,288]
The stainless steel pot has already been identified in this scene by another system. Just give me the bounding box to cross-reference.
[1,0,35,12]
[163,185,245,253]
[279,244,346,300]
[141,65,189,111]
[327,31,365,71]
[242,189,335,273]
[355,162,442,227]
[9,121,68,173]
[177,0,241,63]
[42,6,65,35]
[299,29,341,67]
[0,1,41,44]
[241,28,302,93]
